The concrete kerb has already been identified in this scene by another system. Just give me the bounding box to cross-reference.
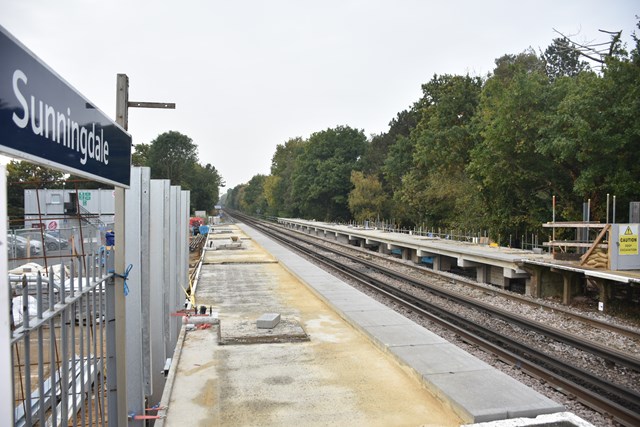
[154,324,187,426]
[154,232,211,425]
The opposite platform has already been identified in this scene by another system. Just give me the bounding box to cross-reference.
[237,222,565,423]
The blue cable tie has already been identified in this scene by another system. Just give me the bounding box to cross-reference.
[109,264,133,296]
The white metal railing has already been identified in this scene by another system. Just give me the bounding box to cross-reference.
[10,254,111,426]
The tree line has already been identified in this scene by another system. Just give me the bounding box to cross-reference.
[224,22,640,244]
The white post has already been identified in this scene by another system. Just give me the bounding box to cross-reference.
[110,74,129,427]
[0,165,13,425]
[125,167,144,426]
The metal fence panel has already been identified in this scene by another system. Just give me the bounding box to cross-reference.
[140,169,152,398]
[125,167,145,425]
[10,255,110,426]
[179,190,189,326]
[149,179,170,404]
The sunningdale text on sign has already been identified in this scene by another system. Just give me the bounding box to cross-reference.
[11,69,109,166]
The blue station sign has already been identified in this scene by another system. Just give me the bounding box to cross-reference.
[0,25,131,187]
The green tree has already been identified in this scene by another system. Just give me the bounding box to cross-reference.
[268,137,306,216]
[468,51,554,239]
[231,185,247,211]
[187,163,223,214]
[543,37,590,81]
[138,130,225,214]
[243,174,268,215]
[360,109,419,179]
[399,74,483,227]
[147,131,198,185]
[132,142,150,166]
[292,126,367,220]
[539,34,640,221]
[263,175,282,216]
[348,171,388,222]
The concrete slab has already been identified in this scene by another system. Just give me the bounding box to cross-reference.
[392,342,492,374]
[425,369,565,422]
[257,313,281,329]
[362,323,449,347]
[221,317,308,345]
[327,297,387,311]
[340,307,413,327]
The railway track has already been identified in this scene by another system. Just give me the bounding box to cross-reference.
[226,211,640,426]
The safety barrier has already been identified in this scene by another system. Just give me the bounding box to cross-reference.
[10,254,111,427]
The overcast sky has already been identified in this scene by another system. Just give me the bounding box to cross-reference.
[1,1,637,191]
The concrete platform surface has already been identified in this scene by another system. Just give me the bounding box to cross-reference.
[158,225,462,427]
[237,222,565,423]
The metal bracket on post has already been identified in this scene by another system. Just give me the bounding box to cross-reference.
[116,73,176,133]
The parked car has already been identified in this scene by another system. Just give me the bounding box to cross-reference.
[7,234,42,258]
[22,231,69,251]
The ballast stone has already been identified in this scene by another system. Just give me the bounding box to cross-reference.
[257,313,281,329]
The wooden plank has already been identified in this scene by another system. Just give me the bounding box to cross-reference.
[543,241,608,248]
[542,222,606,228]
[580,224,611,266]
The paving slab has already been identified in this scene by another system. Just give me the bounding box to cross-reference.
[220,317,308,345]
[362,323,449,347]
[340,307,414,327]
[425,369,565,422]
[391,343,491,374]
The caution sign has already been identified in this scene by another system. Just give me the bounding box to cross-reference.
[619,224,638,255]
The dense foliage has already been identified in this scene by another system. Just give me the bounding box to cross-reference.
[227,23,640,243]
[133,130,224,214]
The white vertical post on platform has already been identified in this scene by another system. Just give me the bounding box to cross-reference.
[111,74,129,427]
[149,179,170,403]
[0,165,13,425]
[168,186,180,351]
[163,183,174,358]
[179,190,189,318]
[125,167,144,425]
[140,168,152,397]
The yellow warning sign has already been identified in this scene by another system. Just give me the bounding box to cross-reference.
[619,224,638,255]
